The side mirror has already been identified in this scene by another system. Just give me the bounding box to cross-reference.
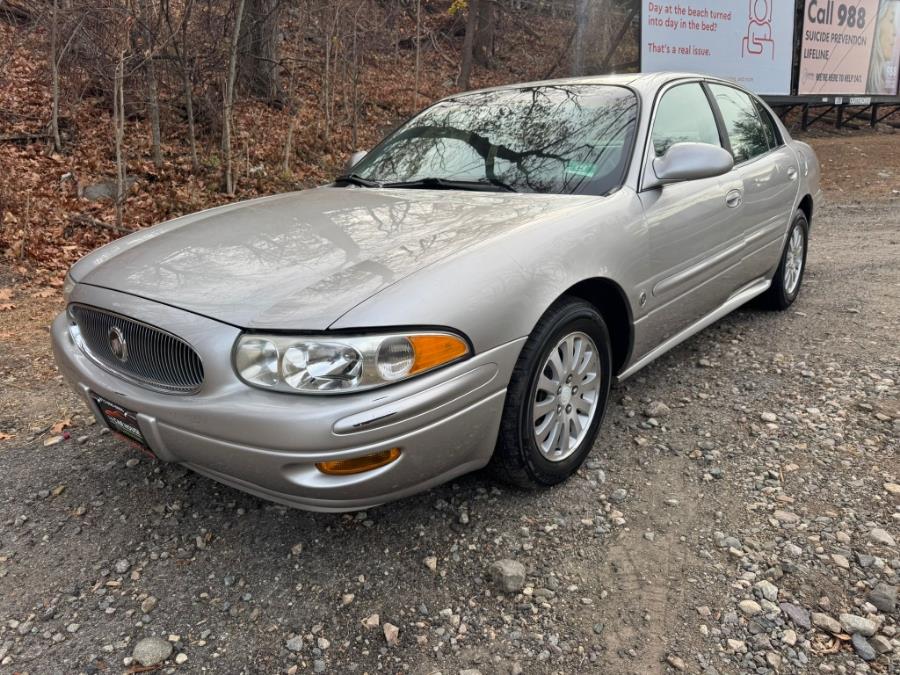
[345,150,368,174]
[649,142,733,187]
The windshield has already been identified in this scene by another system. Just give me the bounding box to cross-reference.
[350,84,638,196]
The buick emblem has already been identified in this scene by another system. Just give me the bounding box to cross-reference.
[108,326,128,363]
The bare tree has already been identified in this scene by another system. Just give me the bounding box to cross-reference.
[322,1,337,141]
[135,0,163,168]
[413,0,421,108]
[49,0,62,152]
[572,0,614,76]
[350,3,363,149]
[239,0,282,103]
[458,0,480,90]
[224,0,246,195]
[474,0,495,67]
[163,0,198,171]
[114,48,127,228]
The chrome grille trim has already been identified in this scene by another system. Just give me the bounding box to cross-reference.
[68,304,204,394]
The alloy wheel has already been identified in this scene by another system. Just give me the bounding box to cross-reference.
[783,225,805,296]
[531,331,602,462]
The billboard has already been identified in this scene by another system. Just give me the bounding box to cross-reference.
[798,0,900,95]
[640,0,795,94]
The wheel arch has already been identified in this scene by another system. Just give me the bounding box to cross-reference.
[556,277,634,376]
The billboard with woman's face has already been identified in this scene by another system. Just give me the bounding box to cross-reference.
[868,0,900,94]
[799,0,900,95]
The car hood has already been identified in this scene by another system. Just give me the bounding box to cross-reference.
[74,186,599,329]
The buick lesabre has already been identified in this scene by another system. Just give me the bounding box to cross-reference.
[52,72,822,511]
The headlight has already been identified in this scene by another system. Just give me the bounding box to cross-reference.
[62,271,76,303]
[233,331,470,394]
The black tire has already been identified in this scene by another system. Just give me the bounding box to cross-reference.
[491,298,613,488]
[759,211,808,311]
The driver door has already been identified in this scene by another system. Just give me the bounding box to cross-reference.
[637,82,745,349]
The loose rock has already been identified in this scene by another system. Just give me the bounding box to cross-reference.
[869,583,897,613]
[852,633,877,661]
[780,602,811,630]
[665,654,685,670]
[869,528,896,547]
[132,637,173,667]
[383,622,399,646]
[811,612,842,635]
[839,613,876,637]
[491,559,526,593]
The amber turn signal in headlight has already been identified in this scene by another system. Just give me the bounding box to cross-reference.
[409,334,469,374]
[316,448,401,475]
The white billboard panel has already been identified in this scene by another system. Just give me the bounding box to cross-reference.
[641,0,795,95]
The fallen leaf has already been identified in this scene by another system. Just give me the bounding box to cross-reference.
[0,304,15,312]
[32,289,56,298]
[51,484,66,496]
[51,419,72,434]
[0,288,11,301]
[0,432,13,441]
[43,435,64,447]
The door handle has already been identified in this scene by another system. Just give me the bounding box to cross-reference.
[725,189,743,208]
[786,166,798,181]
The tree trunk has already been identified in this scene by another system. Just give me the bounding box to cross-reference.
[114,50,126,229]
[163,0,198,171]
[351,4,361,150]
[571,0,614,76]
[181,56,198,171]
[413,0,421,107]
[179,0,198,172]
[49,0,61,152]
[457,0,479,90]
[137,0,163,168]
[474,0,494,67]
[224,0,246,195]
[145,57,162,167]
[571,0,588,76]
[238,0,281,104]
[322,3,334,142]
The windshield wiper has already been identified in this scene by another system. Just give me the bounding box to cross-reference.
[334,173,382,188]
[383,177,516,193]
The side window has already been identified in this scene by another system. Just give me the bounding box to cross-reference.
[651,84,722,156]
[753,98,783,149]
[708,84,771,164]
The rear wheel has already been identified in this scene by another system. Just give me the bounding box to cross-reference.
[760,211,808,310]
[491,298,612,488]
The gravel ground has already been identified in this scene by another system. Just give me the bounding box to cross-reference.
[1,144,899,674]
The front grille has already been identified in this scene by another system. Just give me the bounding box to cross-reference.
[69,304,204,394]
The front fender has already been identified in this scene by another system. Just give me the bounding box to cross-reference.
[329,190,647,355]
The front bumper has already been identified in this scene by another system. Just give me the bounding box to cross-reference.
[51,285,523,512]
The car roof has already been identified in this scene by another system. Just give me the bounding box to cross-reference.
[444,72,745,100]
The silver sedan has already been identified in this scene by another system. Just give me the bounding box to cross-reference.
[52,72,822,512]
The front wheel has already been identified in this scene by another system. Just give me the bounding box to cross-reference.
[491,298,612,488]
[760,211,808,310]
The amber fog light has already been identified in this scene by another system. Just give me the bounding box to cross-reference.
[316,448,401,476]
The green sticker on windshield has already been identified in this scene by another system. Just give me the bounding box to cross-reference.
[565,162,596,178]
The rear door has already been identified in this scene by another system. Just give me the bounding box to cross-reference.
[706,84,799,281]
[637,82,746,350]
